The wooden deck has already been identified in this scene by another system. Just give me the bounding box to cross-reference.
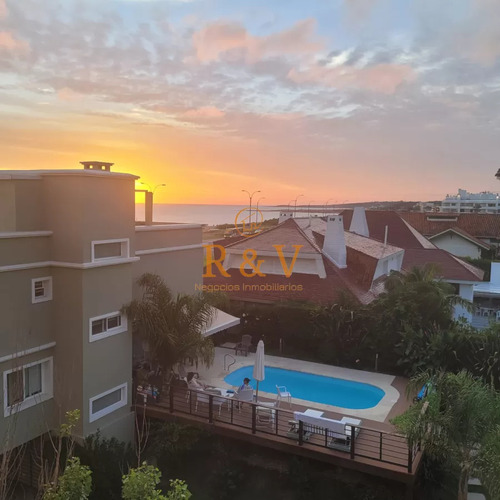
[139,385,422,492]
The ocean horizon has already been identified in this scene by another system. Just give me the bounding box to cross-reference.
[135,203,281,226]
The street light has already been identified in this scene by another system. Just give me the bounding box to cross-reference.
[293,194,304,216]
[308,200,315,215]
[256,197,266,226]
[324,198,334,216]
[153,183,166,195]
[242,189,261,231]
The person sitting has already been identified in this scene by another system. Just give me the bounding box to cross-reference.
[187,372,214,391]
[237,377,253,393]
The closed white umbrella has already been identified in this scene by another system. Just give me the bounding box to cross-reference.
[253,340,265,401]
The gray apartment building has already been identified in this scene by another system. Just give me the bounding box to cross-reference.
[0,162,206,455]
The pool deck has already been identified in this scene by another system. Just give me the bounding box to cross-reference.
[196,347,410,424]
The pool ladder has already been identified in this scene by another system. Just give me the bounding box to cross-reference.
[224,354,235,372]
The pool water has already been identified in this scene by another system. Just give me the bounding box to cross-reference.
[224,366,385,409]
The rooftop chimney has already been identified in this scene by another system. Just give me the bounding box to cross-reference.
[322,215,347,268]
[80,161,114,172]
[349,207,369,237]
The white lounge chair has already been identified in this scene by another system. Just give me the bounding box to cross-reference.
[276,385,292,408]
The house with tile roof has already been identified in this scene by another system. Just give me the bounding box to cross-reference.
[204,208,484,324]
[398,212,500,257]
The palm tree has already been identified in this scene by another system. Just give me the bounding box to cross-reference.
[123,273,216,372]
[393,370,500,500]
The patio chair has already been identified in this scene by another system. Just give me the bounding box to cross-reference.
[234,387,254,411]
[194,390,225,416]
[276,385,292,408]
[235,335,252,356]
[256,404,276,427]
[286,419,312,442]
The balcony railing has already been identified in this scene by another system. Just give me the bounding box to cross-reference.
[139,384,420,474]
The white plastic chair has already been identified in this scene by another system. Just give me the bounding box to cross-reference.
[195,391,224,416]
[276,385,292,408]
[234,388,254,412]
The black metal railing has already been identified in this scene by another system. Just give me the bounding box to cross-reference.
[143,384,418,473]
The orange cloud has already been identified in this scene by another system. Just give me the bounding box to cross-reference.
[192,18,323,64]
[0,0,6,19]
[0,31,29,52]
[183,106,225,118]
[288,63,415,94]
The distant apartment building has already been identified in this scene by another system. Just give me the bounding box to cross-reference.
[441,189,500,214]
[0,162,210,457]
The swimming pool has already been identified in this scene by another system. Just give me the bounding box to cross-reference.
[224,366,385,409]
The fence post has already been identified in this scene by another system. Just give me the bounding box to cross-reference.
[298,420,304,446]
[407,445,413,473]
[169,385,174,413]
[251,404,256,434]
[350,426,356,459]
[275,408,279,435]
[209,394,214,423]
[230,399,234,424]
[379,432,383,460]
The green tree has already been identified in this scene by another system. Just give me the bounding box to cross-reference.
[43,457,92,500]
[122,463,191,500]
[123,273,215,371]
[393,371,500,500]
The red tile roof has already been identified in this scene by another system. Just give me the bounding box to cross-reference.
[398,212,500,240]
[340,210,435,249]
[402,249,484,282]
[203,256,378,305]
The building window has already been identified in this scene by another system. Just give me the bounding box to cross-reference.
[91,239,129,262]
[3,358,53,416]
[89,383,127,423]
[89,312,127,342]
[31,277,53,304]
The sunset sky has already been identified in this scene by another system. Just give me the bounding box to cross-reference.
[1,0,500,204]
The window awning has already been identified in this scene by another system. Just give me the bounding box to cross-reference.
[202,307,240,337]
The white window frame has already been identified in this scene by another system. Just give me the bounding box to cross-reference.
[31,277,53,304]
[91,239,130,262]
[3,357,54,417]
[89,312,127,342]
[89,383,128,423]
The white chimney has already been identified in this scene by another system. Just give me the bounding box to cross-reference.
[279,211,294,223]
[349,207,369,237]
[323,215,347,268]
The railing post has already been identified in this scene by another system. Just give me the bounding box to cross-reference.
[350,426,356,459]
[251,404,256,434]
[379,432,383,460]
[169,385,174,413]
[298,420,304,446]
[189,390,192,414]
[209,394,214,423]
[408,444,413,473]
[275,408,279,435]
[230,399,234,424]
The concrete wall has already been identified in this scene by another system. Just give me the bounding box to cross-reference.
[454,283,474,322]
[431,233,482,259]
[42,175,135,263]
[81,265,133,438]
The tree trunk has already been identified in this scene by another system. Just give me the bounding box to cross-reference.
[457,469,469,500]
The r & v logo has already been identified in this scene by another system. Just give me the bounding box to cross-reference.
[203,244,303,278]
